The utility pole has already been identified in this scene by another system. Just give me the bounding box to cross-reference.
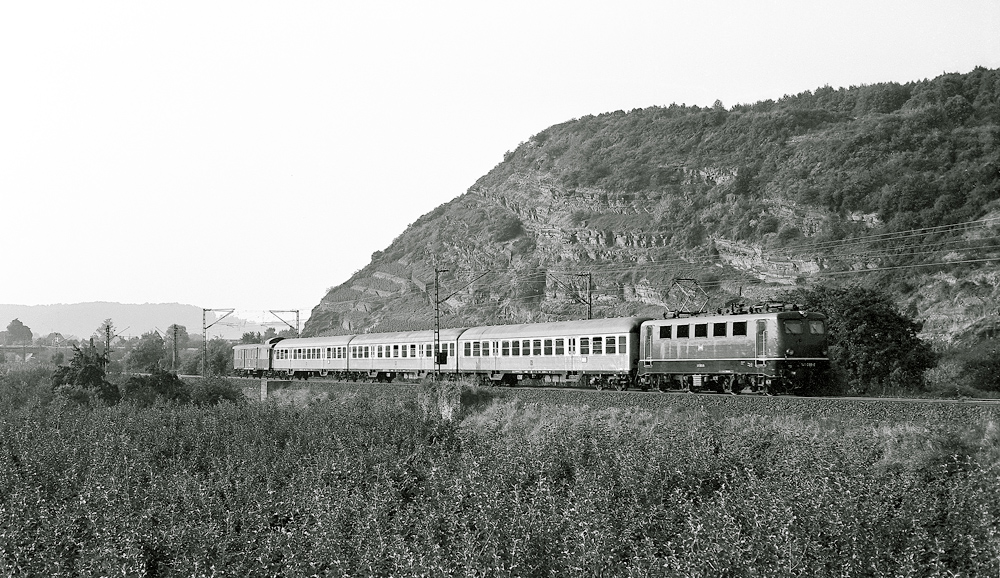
[172,324,178,372]
[576,272,592,319]
[434,268,449,378]
[202,308,234,376]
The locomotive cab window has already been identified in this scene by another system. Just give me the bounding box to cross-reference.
[809,320,826,334]
[694,324,708,338]
[659,325,672,339]
[733,321,748,336]
[713,322,727,337]
[784,320,804,334]
[676,325,690,338]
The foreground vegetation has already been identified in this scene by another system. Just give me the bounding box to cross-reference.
[2,374,999,577]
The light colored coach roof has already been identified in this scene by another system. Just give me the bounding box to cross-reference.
[274,334,355,348]
[349,327,468,345]
[459,317,653,341]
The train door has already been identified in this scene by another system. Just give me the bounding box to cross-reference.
[755,320,768,364]
[643,326,653,367]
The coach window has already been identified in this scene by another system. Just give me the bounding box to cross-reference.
[390,345,398,358]
[676,325,691,338]
[409,344,416,357]
[544,339,553,355]
[403,344,409,358]
[472,341,481,357]
[733,322,748,336]
[695,324,708,338]
[714,322,727,337]
[784,320,804,334]
[511,340,520,356]
[593,337,603,355]
[568,338,577,355]
[532,339,542,356]
[580,337,590,355]
[520,340,529,355]
[809,320,826,334]
[555,338,565,355]
[606,336,616,354]
[501,341,510,356]
[463,342,471,357]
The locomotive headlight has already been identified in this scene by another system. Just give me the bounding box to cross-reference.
[785,348,795,356]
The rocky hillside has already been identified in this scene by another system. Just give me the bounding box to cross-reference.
[305,68,1000,342]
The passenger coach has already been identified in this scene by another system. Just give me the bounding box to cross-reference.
[456,317,650,388]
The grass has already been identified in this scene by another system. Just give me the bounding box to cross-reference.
[1,373,999,576]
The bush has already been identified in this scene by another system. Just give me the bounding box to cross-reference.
[189,375,244,406]
[0,362,54,413]
[118,369,191,407]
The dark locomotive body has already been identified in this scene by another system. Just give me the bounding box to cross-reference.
[637,310,829,394]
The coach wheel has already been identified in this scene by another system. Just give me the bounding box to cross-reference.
[594,378,604,391]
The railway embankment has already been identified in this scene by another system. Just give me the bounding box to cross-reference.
[225,377,1000,423]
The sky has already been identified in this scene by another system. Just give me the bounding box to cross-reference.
[2,0,998,325]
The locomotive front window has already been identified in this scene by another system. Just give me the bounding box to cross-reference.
[676,325,690,338]
[809,320,826,334]
[544,339,553,355]
[659,325,672,339]
[592,337,603,354]
[606,336,616,354]
[511,340,520,356]
[532,340,542,356]
[580,337,590,355]
[555,338,565,355]
[784,320,804,334]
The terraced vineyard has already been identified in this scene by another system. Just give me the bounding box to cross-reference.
[2,380,999,576]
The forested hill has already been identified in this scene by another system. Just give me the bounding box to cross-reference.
[305,68,1000,341]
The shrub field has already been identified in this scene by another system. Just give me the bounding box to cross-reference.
[2,376,1000,576]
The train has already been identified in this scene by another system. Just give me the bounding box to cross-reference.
[234,305,831,395]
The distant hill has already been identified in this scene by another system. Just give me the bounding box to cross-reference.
[0,303,273,341]
[304,67,1000,342]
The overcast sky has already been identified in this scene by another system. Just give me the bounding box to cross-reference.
[3,0,998,324]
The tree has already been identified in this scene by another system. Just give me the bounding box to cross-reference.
[785,285,936,394]
[240,331,262,344]
[125,331,165,372]
[51,342,118,404]
[5,319,33,346]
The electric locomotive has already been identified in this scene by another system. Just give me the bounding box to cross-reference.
[637,308,829,394]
